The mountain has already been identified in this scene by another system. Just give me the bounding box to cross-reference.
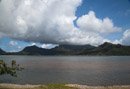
[51,45,95,55]
[4,42,130,55]
[0,48,6,55]
[80,42,130,55]
[98,42,130,55]
[15,45,95,55]
[16,45,55,55]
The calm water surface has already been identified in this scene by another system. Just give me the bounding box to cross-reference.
[0,56,130,86]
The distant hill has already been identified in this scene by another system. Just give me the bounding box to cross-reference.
[15,45,95,55]
[18,45,51,55]
[51,45,95,55]
[3,42,130,55]
[80,42,130,55]
[0,48,6,55]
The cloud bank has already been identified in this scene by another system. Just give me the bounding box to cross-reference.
[121,29,130,45]
[0,0,130,46]
[77,11,121,34]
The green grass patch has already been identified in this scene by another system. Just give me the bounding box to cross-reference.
[43,84,78,89]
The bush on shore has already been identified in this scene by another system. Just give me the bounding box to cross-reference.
[0,60,23,77]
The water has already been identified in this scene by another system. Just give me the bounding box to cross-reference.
[0,55,130,86]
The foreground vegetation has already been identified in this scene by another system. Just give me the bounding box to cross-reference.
[0,84,130,89]
[0,60,23,77]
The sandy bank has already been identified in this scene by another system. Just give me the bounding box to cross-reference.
[0,84,130,89]
[0,84,41,88]
[66,84,130,89]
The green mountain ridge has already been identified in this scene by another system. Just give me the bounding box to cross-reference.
[1,42,130,55]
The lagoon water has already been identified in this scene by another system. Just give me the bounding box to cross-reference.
[0,56,130,86]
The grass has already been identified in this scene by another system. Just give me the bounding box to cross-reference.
[0,84,130,89]
[40,84,79,89]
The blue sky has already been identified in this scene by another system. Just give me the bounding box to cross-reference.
[0,0,130,52]
[77,0,130,28]
[76,0,130,40]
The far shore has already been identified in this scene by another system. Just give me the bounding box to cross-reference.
[0,83,130,89]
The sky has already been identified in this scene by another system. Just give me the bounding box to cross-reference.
[0,0,130,52]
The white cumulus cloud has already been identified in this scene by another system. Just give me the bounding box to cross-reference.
[120,29,130,45]
[41,44,58,49]
[0,0,126,46]
[77,11,121,34]
[9,40,18,46]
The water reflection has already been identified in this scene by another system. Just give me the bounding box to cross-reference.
[0,56,130,86]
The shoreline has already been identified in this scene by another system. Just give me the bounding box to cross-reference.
[1,83,130,89]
